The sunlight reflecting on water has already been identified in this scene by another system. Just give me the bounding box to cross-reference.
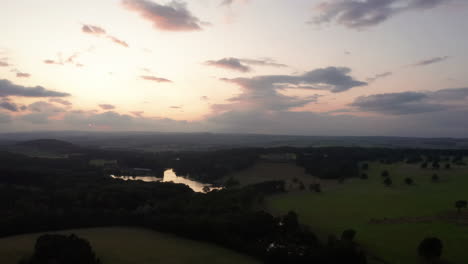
[111,169,222,193]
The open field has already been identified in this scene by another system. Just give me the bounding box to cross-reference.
[0,227,259,264]
[222,161,337,191]
[267,161,468,264]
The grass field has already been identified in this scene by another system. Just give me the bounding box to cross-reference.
[266,161,468,264]
[0,227,259,264]
[221,161,336,191]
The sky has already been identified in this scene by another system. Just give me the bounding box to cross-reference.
[1,0,468,137]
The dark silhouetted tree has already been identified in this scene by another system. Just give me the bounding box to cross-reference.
[455,200,467,215]
[23,234,100,264]
[445,163,451,170]
[418,237,443,263]
[384,177,392,187]
[360,173,368,180]
[361,163,369,170]
[432,174,439,182]
[404,177,414,185]
[381,170,389,177]
[420,162,428,169]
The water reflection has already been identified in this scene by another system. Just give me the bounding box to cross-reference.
[111,169,221,193]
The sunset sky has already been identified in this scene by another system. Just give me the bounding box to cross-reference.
[1,0,468,136]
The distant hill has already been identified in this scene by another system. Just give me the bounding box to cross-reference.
[14,139,80,156]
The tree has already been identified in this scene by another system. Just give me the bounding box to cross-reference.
[431,174,439,182]
[420,162,428,169]
[309,183,321,193]
[381,170,389,177]
[360,173,368,180]
[383,177,392,187]
[432,161,440,170]
[418,237,443,263]
[455,200,467,215]
[404,177,414,185]
[361,163,369,170]
[445,163,451,169]
[23,234,100,264]
[298,181,305,191]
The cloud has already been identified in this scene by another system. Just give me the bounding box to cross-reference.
[223,66,366,93]
[99,104,116,110]
[16,72,31,78]
[140,75,172,83]
[44,59,58,65]
[0,79,70,98]
[170,105,182,109]
[205,57,287,72]
[49,98,73,106]
[311,0,447,29]
[411,56,449,67]
[44,52,86,67]
[200,96,209,101]
[351,87,468,115]
[130,111,144,117]
[82,24,129,48]
[205,58,251,72]
[212,67,364,116]
[122,0,205,31]
[0,99,20,112]
[0,59,9,67]
[82,25,106,35]
[107,36,129,47]
[366,71,392,82]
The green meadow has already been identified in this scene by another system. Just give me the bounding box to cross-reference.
[0,227,259,264]
[266,161,468,264]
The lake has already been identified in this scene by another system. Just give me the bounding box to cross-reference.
[111,169,221,193]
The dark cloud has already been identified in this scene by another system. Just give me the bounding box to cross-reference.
[223,67,367,93]
[351,87,468,115]
[122,0,205,31]
[0,60,9,67]
[412,56,449,67]
[99,104,116,110]
[140,75,172,83]
[49,98,73,106]
[212,67,364,115]
[0,99,20,112]
[0,79,70,98]
[205,57,287,72]
[366,71,392,82]
[311,0,447,29]
[16,72,31,78]
[200,96,209,101]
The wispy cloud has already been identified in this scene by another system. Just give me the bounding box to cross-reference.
[366,72,392,82]
[122,0,205,31]
[311,0,448,29]
[140,75,172,83]
[99,104,116,110]
[16,72,31,78]
[82,24,129,48]
[205,57,287,72]
[411,56,449,67]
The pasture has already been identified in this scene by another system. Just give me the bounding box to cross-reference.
[266,161,468,263]
[0,227,259,264]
